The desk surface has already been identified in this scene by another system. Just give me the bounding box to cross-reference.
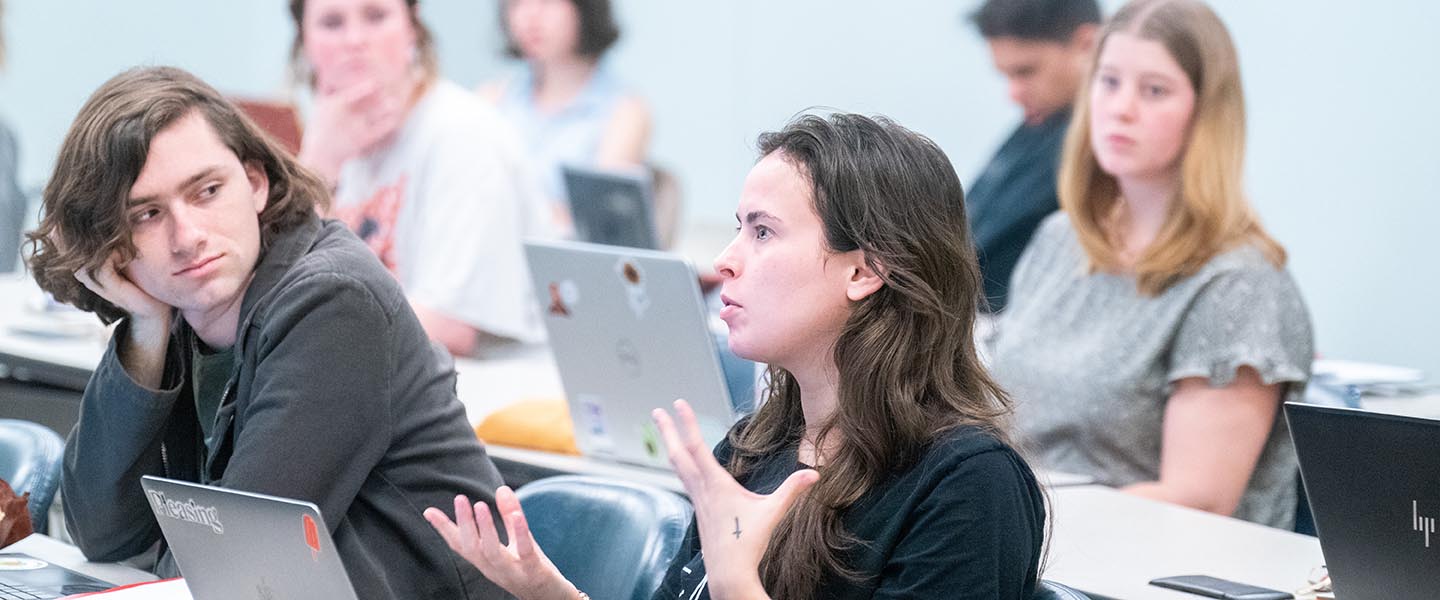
[0,274,106,388]
[0,275,1379,600]
[7,490,1326,600]
[1046,486,1325,600]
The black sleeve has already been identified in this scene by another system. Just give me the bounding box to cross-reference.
[871,448,1045,600]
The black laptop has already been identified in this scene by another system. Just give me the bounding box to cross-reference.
[0,554,114,599]
[1286,402,1440,599]
[561,165,659,250]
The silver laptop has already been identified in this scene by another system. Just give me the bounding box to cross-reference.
[561,165,659,250]
[1286,402,1440,599]
[0,554,113,598]
[524,240,743,469]
[139,476,359,600]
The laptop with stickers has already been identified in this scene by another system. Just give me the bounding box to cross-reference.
[523,240,745,469]
[139,476,359,600]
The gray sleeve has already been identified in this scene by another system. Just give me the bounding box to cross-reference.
[62,322,184,561]
[0,123,24,273]
[1166,265,1314,394]
[214,272,393,529]
[1005,214,1062,304]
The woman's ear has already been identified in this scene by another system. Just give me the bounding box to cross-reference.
[845,252,885,302]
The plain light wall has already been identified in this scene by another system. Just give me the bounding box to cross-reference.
[0,1,1434,379]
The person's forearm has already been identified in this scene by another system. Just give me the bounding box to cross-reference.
[62,334,180,561]
[1122,481,1237,516]
[119,313,172,389]
[411,302,480,356]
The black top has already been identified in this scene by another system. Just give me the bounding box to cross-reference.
[966,108,1071,312]
[651,424,1046,600]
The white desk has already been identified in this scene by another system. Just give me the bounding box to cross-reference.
[3,533,158,587]
[1046,486,1325,600]
[4,490,1327,600]
[0,275,1355,599]
[1360,392,1440,420]
[0,274,105,389]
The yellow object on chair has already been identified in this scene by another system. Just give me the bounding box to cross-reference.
[474,398,582,456]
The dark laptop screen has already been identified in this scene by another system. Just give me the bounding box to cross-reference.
[1286,402,1440,599]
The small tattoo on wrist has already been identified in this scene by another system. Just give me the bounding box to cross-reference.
[733,517,742,539]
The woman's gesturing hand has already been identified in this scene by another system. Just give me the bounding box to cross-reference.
[653,399,819,600]
[424,486,581,600]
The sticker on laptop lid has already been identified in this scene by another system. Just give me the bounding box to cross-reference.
[576,394,614,450]
[614,258,650,319]
[640,422,662,460]
[614,337,642,378]
[302,514,321,561]
[546,280,579,318]
[640,411,730,462]
[0,556,48,570]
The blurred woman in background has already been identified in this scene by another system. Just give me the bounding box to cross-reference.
[480,0,652,235]
[291,0,549,355]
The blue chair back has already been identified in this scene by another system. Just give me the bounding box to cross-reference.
[517,475,692,600]
[1034,579,1091,600]
[0,418,65,533]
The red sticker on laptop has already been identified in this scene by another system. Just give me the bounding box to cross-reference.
[303,514,321,560]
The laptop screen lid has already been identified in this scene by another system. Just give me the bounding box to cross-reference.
[139,476,359,600]
[1285,402,1440,599]
[523,240,741,469]
[561,165,660,250]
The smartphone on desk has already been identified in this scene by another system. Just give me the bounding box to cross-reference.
[1150,575,1293,600]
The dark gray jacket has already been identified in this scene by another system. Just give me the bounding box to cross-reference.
[62,215,509,599]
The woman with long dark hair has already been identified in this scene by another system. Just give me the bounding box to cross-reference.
[425,112,1046,599]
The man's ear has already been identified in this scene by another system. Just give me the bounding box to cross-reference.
[1070,23,1099,54]
[845,252,886,302]
[244,161,270,214]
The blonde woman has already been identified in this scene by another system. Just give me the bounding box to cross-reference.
[291,0,549,355]
[989,0,1313,528]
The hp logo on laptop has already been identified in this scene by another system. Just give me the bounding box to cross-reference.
[1413,501,1435,548]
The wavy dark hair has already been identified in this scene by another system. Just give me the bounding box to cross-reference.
[726,113,1021,598]
[24,66,329,323]
[500,0,620,59]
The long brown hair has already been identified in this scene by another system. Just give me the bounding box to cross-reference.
[726,113,1017,598]
[25,66,329,323]
[1059,0,1284,294]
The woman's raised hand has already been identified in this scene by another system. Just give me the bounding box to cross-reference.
[652,400,819,600]
[423,486,581,600]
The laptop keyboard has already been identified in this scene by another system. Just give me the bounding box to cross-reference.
[0,580,47,600]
